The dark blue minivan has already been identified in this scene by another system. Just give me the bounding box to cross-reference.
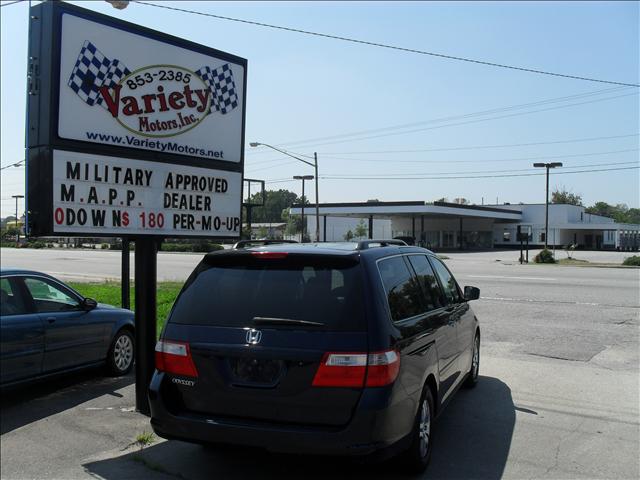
[149,242,480,472]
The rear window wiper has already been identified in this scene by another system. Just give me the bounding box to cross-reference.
[252,317,325,327]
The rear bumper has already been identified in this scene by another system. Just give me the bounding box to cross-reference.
[148,372,415,456]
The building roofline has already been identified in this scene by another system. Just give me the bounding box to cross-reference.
[291,200,521,215]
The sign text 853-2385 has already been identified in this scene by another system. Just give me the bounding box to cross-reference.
[52,150,241,237]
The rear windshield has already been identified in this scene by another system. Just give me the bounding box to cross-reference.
[170,256,365,331]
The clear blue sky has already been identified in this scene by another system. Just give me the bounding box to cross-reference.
[1,0,638,217]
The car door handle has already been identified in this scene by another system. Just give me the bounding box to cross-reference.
[46,317,56,323]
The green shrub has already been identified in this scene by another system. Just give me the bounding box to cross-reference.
[25,241,46,249]
[622,255,640,266]
[160,241,224,253]
[534,248,556,263]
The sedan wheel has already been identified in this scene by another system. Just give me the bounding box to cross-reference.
[108,330,134,375]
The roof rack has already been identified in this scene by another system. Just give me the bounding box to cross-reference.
[232,239,299,250]
[356,239,408,250]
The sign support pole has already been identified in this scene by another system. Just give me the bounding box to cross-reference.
[134,237,159,416]
[121,239,130,310]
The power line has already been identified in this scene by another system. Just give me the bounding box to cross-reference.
[246,91,639,161]
[247,148,638,171]
[0,0,25,7]
[257,87,629,150]
[321,166,639,181]
[271,92,639,150]
[134,1,640,88]
[318,148,640,165]
[316,133,639,156]
[322,161,639,178]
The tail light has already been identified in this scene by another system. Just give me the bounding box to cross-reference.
[155,340,198,378]
[251,251,288,259]
[312,349,399,388]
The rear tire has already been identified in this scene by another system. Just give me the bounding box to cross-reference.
[400,385,434,473]
[107,329,134,376]
[464,333,480,388]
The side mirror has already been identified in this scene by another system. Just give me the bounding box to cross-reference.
[82,297,98,310]
[463,286,480,301]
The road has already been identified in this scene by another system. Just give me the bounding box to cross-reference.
[1,247,639,479]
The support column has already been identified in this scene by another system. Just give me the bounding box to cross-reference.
[368,215,373,239]
[420,215,425,247]
[121,238,130,310]
[459,218,463,250]
[134,237,159,416]
[412,216,416,243]
[323,215,327,242]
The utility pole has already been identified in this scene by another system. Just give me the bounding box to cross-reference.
[293,175,314,242]
[314,152,320,242]
[533,162,562,249]
[12,195,24,245]
[250,142,321,241]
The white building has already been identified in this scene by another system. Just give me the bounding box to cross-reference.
[290,201,639,250]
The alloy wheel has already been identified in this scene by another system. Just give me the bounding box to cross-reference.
[114,334,133,372]
[418,398,431,458]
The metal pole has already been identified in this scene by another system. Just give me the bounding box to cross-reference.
[323,215,327,242]
[15,196,19,245]
[134,237,158,416]
[545,166,550,249]
[301,179,306,242]
[246,182,252,238]
[314,153,320,242]
[121,239,130,310]
[12,195,24,245]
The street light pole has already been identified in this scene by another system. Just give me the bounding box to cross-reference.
[293,175,314,242]
[12,195,24,245]
[314,152,319,241]
[250,142,321,242]
[533,162,563,249]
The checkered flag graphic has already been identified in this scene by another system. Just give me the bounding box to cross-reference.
[196,64,239,115]
[67,41,131,109]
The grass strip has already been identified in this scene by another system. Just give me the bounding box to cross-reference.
[68,281,183,333]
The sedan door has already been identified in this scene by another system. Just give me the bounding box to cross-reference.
[0,276,44,384]
[23,276,107,373]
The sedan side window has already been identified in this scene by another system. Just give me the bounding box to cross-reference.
[24,278,81,313]
[0,277,28,316]
[378,256,425,322]
[429,257,462,305]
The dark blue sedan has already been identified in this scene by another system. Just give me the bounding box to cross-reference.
[1,268,134,388]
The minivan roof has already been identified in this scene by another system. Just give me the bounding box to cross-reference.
[203,242,434,262]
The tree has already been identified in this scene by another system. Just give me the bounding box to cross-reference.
[245,189,302,223]
[552,187,582,206]
[585,202,639,224]
[354,219,368,239]
[343,230,354,241]
[452,197,470,205]
[282,208,302,237]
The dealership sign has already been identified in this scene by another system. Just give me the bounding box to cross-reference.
[52,151,241,237]
[26,2,247,238]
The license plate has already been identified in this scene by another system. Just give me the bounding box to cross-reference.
[227,357,285,387]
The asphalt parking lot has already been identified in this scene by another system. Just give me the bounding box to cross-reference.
[1,248,639,479]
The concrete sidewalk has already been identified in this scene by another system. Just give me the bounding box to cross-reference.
[2,353,638,479]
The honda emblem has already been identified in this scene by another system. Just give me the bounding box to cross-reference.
[246,328,262,345]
